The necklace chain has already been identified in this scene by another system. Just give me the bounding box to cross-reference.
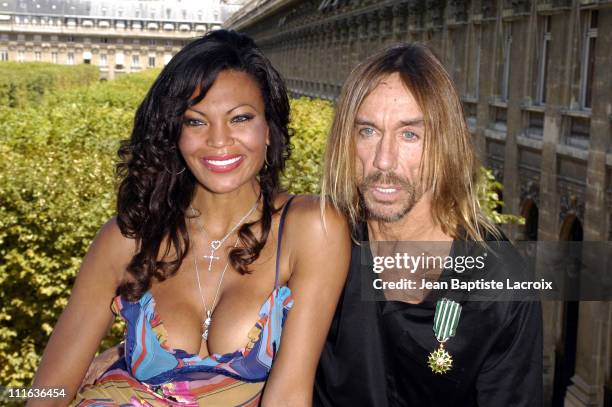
[190,196,260,272]
[192,230,239,341]
[188,196,260,341]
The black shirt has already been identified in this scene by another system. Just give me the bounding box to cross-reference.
[314,223,543,407]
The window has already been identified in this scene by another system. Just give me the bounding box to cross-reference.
[467,25,481,99]
[449,28,465,86]
[132,54,140,67]
[148,55,156,67]
[17,50,24,62]
[499,23,512,101]
[115,52,124,68]
[100,53,107,66]
[536,16,551,105]
[34,51,41,61]
[51,52,57,63]
[526,111,544,139]
[0,50,8,61]
[67,52,74,65]
[491,106,508,132]
[566,117,590,149]
[580,10,598,109]
[149,39,156,46]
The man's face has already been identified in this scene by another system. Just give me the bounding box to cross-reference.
[354,72,425,223]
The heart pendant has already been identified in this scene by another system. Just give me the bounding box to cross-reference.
[210,240,221,250]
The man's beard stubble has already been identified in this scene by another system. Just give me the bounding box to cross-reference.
[357,171,423,223]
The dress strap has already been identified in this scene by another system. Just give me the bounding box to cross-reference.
[274,195,296,289]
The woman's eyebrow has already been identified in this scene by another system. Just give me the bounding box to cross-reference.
[185,107,206,117]
[226,103,257,114]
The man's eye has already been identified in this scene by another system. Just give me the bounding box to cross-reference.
[358,127,375,137]
[402,131,418,141]
[183,118,204,127]
[232,114,254,123]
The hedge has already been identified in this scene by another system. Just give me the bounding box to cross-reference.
[0,65,519,389]
[0,70,151,387]
[0,62,99,108]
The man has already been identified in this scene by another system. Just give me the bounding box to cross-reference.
[315,44,542,406]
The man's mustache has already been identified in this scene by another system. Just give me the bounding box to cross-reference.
[360,171,413,190]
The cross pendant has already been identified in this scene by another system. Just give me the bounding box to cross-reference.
[202,312,212,340]
[203,251,220,272]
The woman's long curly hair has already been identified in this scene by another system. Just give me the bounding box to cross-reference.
[116,30,291,301]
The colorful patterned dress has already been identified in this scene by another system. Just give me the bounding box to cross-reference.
[73,198,295,406]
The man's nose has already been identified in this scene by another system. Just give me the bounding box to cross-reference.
[373,133,398,172]
[206,123,234,148]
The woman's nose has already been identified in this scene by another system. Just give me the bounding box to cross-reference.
[206,123,234,148]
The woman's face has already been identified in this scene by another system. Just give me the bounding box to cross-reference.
[179,70,269,195]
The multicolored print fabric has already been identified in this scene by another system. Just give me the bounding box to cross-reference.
[72,198,296,406]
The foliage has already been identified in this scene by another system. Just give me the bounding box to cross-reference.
[0,69,156,388]
[0,63,99,108]
[477,167,525,225]
[281,97,334,194]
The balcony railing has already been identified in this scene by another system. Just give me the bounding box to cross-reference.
[0,12,220,37]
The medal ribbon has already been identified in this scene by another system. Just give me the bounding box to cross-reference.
[433,298,462,342]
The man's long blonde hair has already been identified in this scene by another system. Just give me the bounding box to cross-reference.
[321,43,496,241]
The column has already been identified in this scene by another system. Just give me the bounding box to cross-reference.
[564,7,612,407]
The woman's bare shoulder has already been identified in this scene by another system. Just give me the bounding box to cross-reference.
[87,217,137,284]
[282,194,348,241]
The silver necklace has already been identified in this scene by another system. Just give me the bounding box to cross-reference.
[190,197,260,272]
[192,228,239,341]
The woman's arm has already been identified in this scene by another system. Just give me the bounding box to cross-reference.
[27,218,134,406]
[262,196,351,407]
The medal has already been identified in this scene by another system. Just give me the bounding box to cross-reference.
[428,298,462,374]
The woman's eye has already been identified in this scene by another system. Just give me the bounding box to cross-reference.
[402,131,419,141]
[183,118,204,127]
[358,127,375,138]
[231,114,254,124]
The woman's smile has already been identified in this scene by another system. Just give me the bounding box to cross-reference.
[201,154,245,173]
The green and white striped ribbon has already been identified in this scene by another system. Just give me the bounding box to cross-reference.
[433,298,462,343]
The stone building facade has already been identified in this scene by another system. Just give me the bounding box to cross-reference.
[226,1,611,406]
[0,0,244,79]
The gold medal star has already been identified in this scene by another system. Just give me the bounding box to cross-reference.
[428,345,453,374]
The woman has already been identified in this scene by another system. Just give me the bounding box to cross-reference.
[30,30,350,406]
